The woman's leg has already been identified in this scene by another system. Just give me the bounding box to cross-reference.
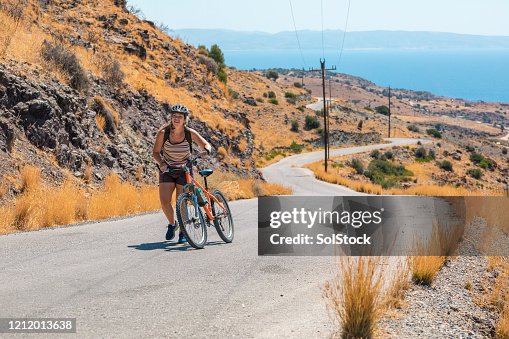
[159,182,176,224]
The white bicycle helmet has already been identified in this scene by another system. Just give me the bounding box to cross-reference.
[171,104,189,116]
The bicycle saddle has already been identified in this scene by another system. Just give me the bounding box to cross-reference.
[199,169,213,177]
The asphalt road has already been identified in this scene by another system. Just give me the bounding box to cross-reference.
[0,138,426,338]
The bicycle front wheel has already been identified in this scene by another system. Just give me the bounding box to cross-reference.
[210,189,234,243]
[176,192,207,249]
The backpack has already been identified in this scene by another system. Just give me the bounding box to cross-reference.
[163,126,193,154]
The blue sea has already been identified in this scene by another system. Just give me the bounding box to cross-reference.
[223,49,509,103]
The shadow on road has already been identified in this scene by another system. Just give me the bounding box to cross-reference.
[128,240,226,252]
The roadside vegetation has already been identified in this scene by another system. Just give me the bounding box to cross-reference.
[0,165,291,234]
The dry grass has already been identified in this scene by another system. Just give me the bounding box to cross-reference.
[323,257,398,338]
[0,166,160,234]
[409,220,462,286]
[498,304,509,339]
[483,257,509,338]
[203,170,292,200]
[95,114,106,132]
[306,161,502,196]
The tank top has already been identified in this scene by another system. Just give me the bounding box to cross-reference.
[161,132,191,166]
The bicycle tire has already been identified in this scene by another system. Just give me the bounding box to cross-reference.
[210,189,234,243]
[176,192,207,249]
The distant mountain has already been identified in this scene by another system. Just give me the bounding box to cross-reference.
[174,29,509,51]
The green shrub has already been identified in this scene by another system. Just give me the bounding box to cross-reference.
[285,92,296,98]
[438,160,453,172]
[294,82,303,88]
[256,98,264,103]
[414,147,427,159]
[290,141,303,153]
[268,98,279,105]
[384,151,393,160]
[265,70,279,80]
[370,150,380,159]
[290,120,299,132]
[297,106,305,112]
[364,159,413,188]
[217,69,227,83]
[304,115,320,130]
[209,44,225,67]
[375,105,390,115]
[350,158,364,174]
[466,145,475,152]
[267,91,276,98]
[407,124,420,132]
[426,128,442,138]
[467,168,483,179]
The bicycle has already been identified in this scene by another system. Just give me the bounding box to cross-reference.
[163,152,234,249]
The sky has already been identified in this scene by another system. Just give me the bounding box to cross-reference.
[127,0,509,36]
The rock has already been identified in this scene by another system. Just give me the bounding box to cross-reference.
[243,97,257,106]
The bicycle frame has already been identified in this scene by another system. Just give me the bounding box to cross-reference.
[182,167,226,222]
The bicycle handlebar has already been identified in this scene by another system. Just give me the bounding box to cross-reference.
[160,151,209,174]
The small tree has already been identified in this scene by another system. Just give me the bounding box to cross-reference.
[375,105,390,116]
[265,70,279,80]
[304,115,320,130]
[438,160,453,172]
[209,44,225,67]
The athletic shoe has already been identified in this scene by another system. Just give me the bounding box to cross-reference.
[165,224,176,241]
[178,232,187,244]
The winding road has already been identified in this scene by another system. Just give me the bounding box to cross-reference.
[0,138,425,338]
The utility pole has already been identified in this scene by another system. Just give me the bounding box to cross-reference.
[328,77,332,159]
[388,86,391,138]
[308,59,336,172]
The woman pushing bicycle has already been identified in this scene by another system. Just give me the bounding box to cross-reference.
[152,104,212,243]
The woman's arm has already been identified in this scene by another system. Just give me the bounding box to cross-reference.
[152,127,167,170]
[189,128,212,154]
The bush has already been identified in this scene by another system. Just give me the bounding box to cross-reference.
[438,160,453,172]
[265,70,279,80]
[41,41,90,92]
[407,124,420,132]
[364,160,413,188]
[290,120,299,132]
[414,147,426,158]
[370,150,380,159]
[503,148,508,155]
[357,120,363,131]
[297,106,305,112]
[197,45,209,56]
[285,92,296,99]
[101,56,124,88]
[426,128,442,138]
[267,91,276,98]
[428,149,436,160]
[350,158,364,175]
[470,153,484,163]
[466,145,475,152]
[467,168,483,179]
[197,54,218,74]
[217,69,227,83]
[384,151,393,160]
[375,105,390,115]
[209,44,225,67]
[268,98,278,105]
[290,141,303,153]
[256,98,264,103]
[304,115,320,130]
[294,82,302,88]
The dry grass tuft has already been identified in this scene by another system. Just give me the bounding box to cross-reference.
[19,165,42,193]
[323,257,391,338]
[497,304,509,339]
[408,221,462,286]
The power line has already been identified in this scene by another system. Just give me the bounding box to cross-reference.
[337,0,351,68]
[288,0,307,69]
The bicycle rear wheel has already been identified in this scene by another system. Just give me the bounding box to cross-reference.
[210,189,234,243]
[176,192,207,249]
